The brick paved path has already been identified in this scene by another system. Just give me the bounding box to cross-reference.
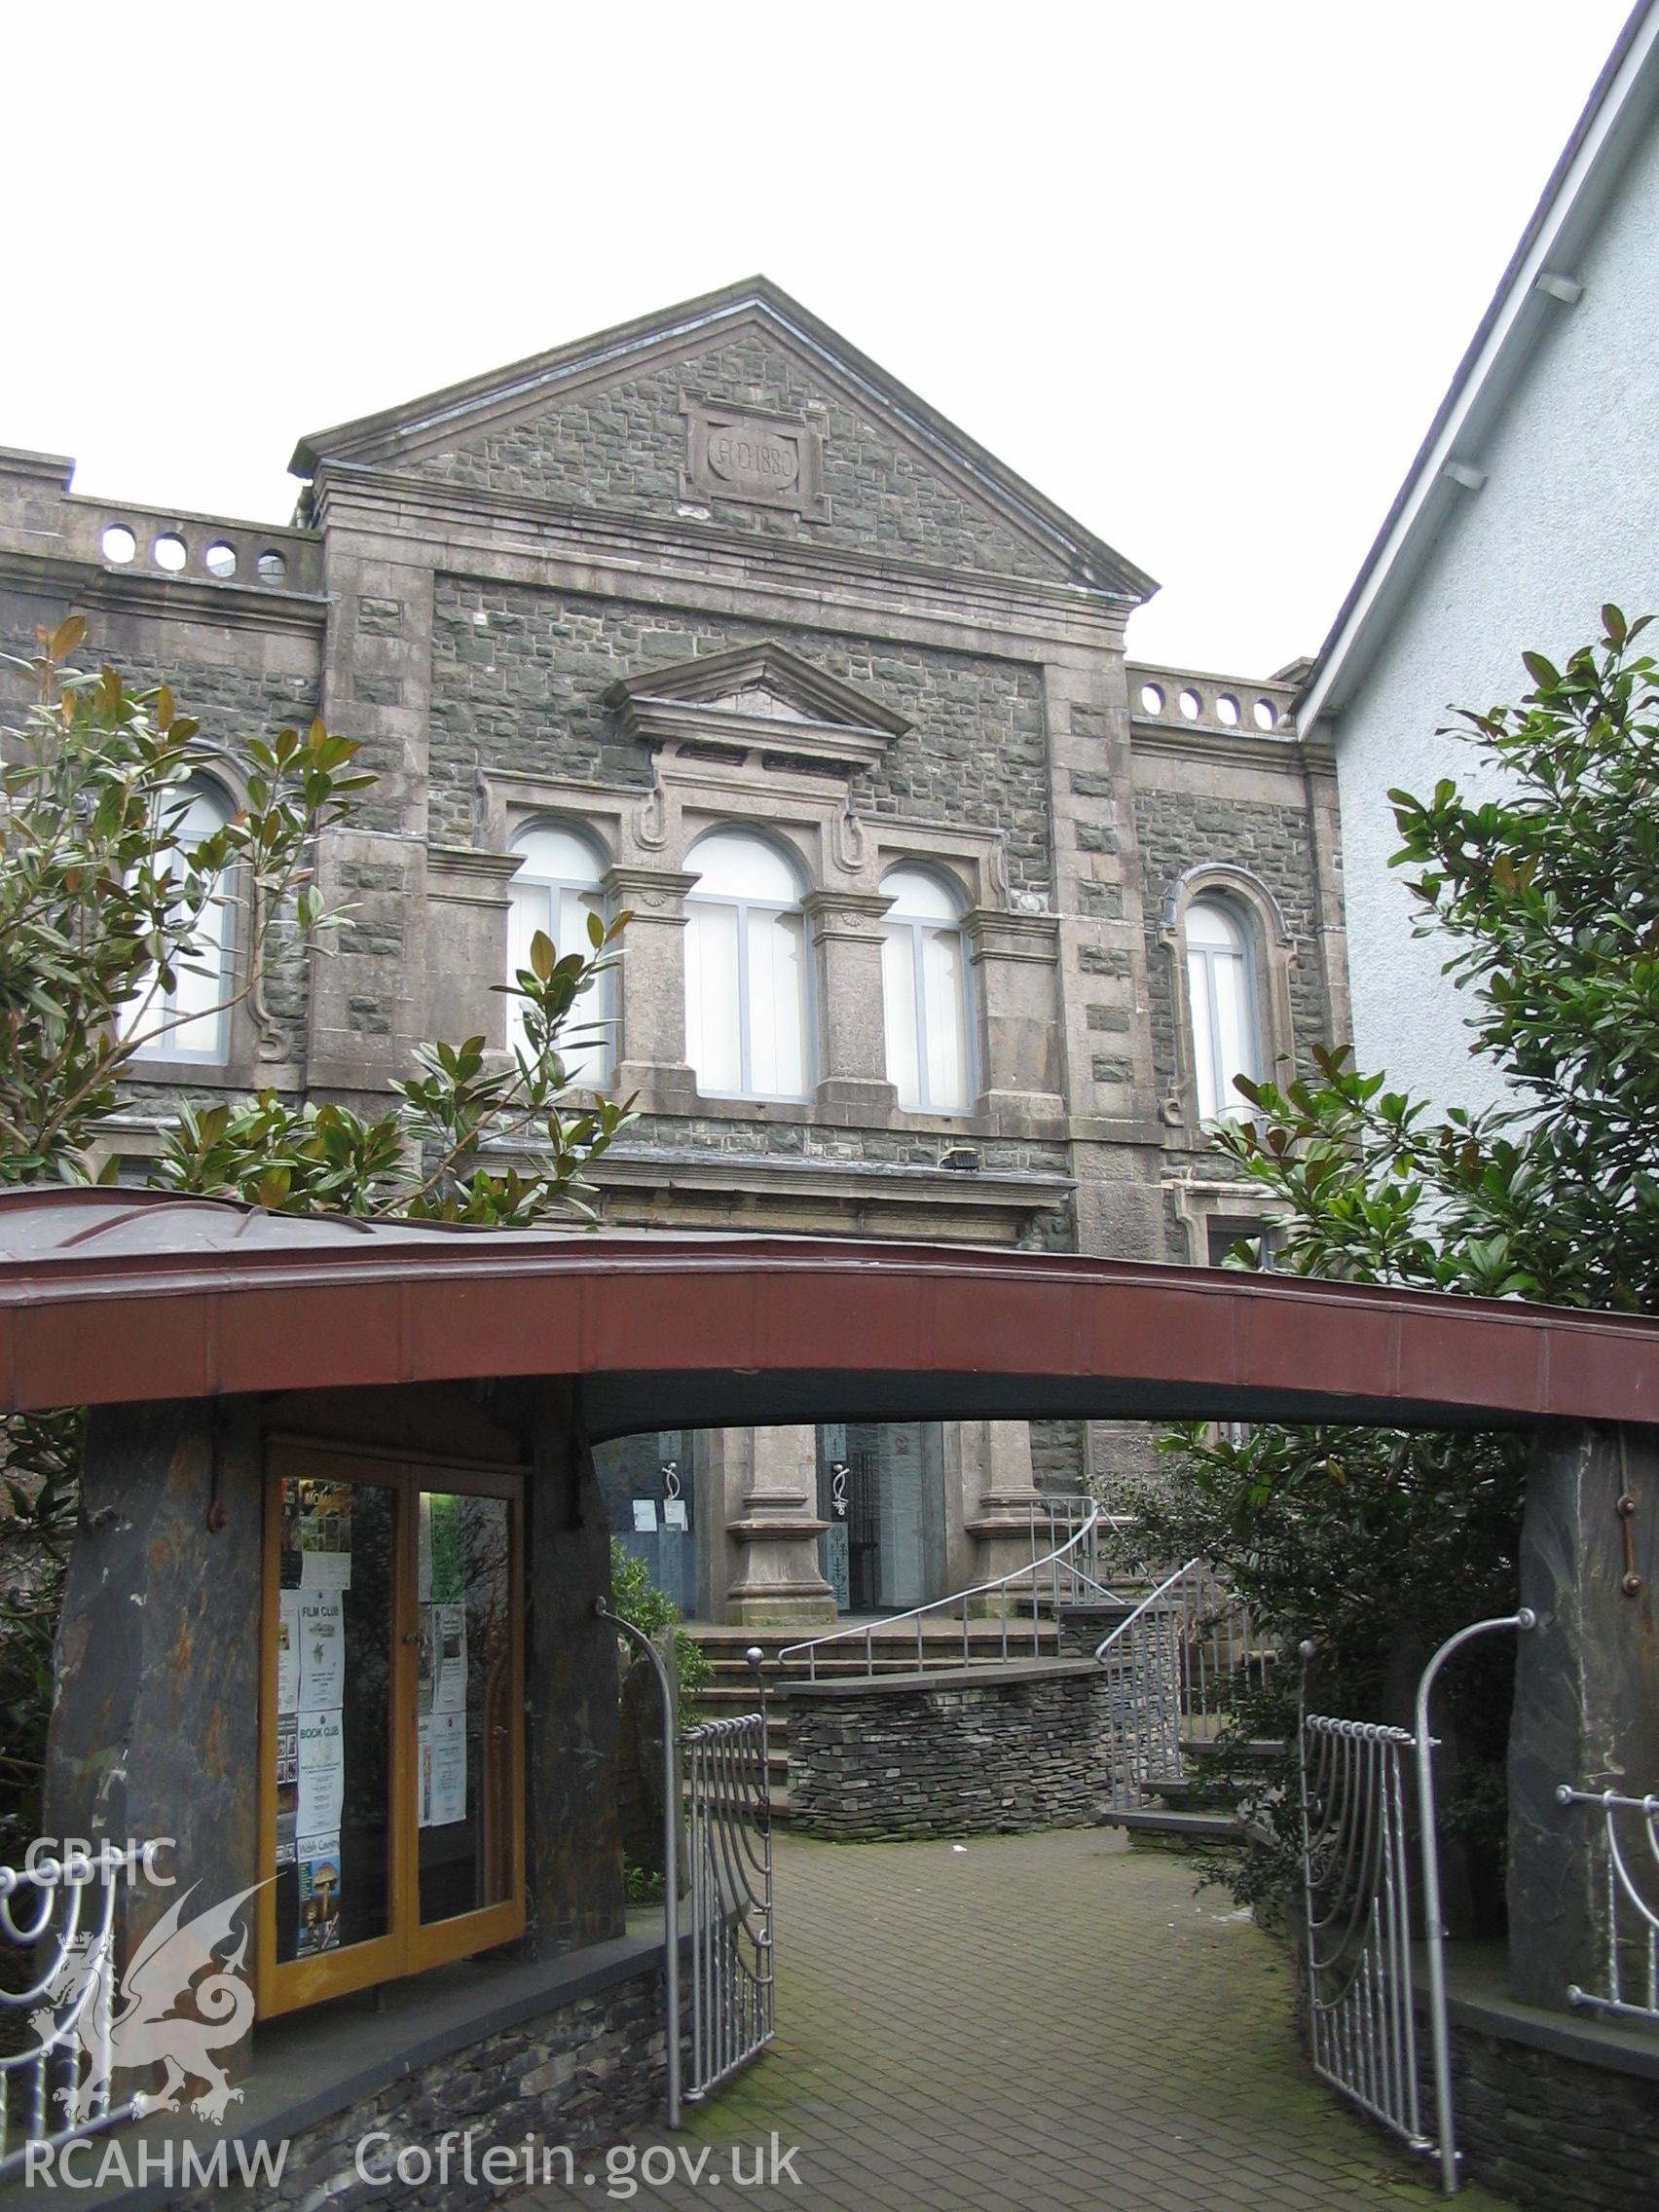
[520,1827,1504,2212]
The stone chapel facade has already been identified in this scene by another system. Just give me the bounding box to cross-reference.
[0,279,1348,1626]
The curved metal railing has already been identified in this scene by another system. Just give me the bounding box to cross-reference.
[1556,1785,1659,2025]
[778,1502,1121,1680]
[1092,1556,1273,1806]
[1300,1713,1425,2153]
[0,1842,160,2180]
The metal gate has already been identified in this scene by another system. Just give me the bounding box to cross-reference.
[682,1706,774,2104]
[1298,1607,1534,2197]
[1299,1714,1428,2157]
[0,1842,155,2181]
[598,1603,774,2128]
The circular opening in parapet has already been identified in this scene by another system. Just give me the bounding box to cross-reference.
[203,541,238,579]
[1177,688,1201,720]
[1253,697,1277,731]
[255,549,287,584]
[100,525,136,565]
[1215,693,1239,727]
[1138,682,1164,716]
[152,534,187,572]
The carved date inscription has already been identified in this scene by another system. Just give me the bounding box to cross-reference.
[682,396,829,520]
[707,425,800,495]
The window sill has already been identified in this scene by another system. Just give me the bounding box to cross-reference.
[121,1060,262,1091]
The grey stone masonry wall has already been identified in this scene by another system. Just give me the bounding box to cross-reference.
[0,634,318,1070]
[783,1662,1116,1840]
[428,578,1052,896]
[164,1950,679,2212]
[1134,786,1326,1100]
[407,333,1075,584]
[1446,2009,1659,2212]
[1029,1417,1087,1491]
[0,632,320,756]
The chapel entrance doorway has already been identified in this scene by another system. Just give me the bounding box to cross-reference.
[595,1428,701,1617]
[817,1421,947,1613]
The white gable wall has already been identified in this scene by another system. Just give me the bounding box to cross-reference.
[1329,106,1659,1119]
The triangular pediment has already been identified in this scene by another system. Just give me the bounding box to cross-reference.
[606,641,909,739]
[290,279,1156,601]
[605,642,904,779]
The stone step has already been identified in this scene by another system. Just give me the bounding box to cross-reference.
[1178,1734,1287,1765]
[1094,1805,1246,1846]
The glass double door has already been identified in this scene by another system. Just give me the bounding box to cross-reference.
[259,1442,524,2017]
[818,1422,945,1614]
[595,1429,698,1617]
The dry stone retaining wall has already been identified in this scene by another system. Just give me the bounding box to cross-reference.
[783,1660,1116,1840]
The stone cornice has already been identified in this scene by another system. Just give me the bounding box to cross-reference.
[427,844,525,878]
[425,845,524,903]
[0,546,329,642]
[603,866,699,913]
[1130,719,1336,778]
[617,698,889,778]
[304,462,1133,651]
[801,889,896,940]
[0,447,74,492]
[963,908,1061,964]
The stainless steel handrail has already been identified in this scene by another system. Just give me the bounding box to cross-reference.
[778,1502,1114,1680]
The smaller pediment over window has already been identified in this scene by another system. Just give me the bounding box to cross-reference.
[605,641,908,778]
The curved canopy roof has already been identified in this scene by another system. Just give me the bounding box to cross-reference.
[1,1190,1655,1439]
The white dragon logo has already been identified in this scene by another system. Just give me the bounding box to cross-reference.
[32,1880,264,2124]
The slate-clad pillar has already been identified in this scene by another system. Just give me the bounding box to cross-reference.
[526,1382,625,1952]
[1508,1419,1659,2008]
[44,1398,263,2076]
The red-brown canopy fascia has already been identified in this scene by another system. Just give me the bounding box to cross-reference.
[2,1190,1655,1439]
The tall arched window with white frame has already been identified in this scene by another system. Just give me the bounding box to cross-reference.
[683,829,810,1100]
[880,866,974,1114]
[1184,897,1258,1121]
[506,822,611,1088]
[121,778,237,1065]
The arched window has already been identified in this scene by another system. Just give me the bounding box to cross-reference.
[880,866,973,1114]
[122,779,236,1065]
[507,823,610,1088]
[683,830,810,1099]
[1185,897,1258,1120]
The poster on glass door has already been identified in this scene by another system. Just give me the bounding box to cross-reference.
[418,1710,467,1827]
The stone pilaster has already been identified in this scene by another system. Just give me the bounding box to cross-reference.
[426,845,524,1052]
[307,528,437,1093]
[1040,653,1157,1130]
[603,866,700,1113]
[1508,1420,1659,2009]
[961,1419,1048,1590]
[717,1424,835,1629]
[1303,745,1352,1049]
[801,889,898,1120]
[963,909,1066,1121]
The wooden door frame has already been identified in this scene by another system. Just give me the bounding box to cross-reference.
[257,1439,526,2019]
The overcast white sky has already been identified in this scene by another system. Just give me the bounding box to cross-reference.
[5,2,1635,674]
